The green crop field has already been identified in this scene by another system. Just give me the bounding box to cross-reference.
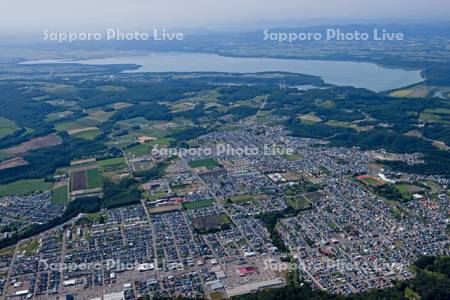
[73,129,102,140]
[188,158,220,169]
[86,169,103,189]
[51,185,69,205]
[0,117,18,138]
[182,199,215,209]
[98,157,127,172]
[0,178,52,196]
[125,143,151,156]
[228,194,268,203]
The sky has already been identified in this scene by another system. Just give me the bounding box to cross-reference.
[1,0,449,33]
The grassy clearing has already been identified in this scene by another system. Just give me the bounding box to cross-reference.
[390,89,414,97]
[283,153,302,161]
[298,113,322,124]
[228,194,268,203]
[286,197,311,210]
[314,99,336,109]
[182,199,215,209]
[390,86,432,98]
[326,120,368,132]
[72,129,102,140]
[0,179,52,196]
[424,108,450,115]
[356,175,385,187]
[188,158,220,169]
[18,238,40,256]
[86,169,103,189]
[0,150,14,161]
[125,143,151,156]
[41,84,75,95]
[55,118,98,132]
[51,185,69,205]
[0,117,18,138]
[98,157,127,172]
[0,245,16,256]
[395,184,424,199]
[85,108,115,122]
[97,85,126,92]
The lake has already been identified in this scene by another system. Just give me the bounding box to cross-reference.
[22,52,423,92]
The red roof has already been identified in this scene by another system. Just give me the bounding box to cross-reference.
[238,266,256,275]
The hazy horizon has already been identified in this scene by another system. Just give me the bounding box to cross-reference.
[1,0,450,34]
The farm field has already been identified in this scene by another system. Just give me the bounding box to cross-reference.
[0,117,18,138]
[4,134,62,155]
[356,175,386,187]
[70,168,103,191]
[0,178,52,196]
[192,213,231,231]
[51,185,69,205]
[86,168,103,189]
[389,85,433,98]
[298,112,322,124]
[72,128,102,140]
[125,143,152,156]
[0,156,28,170]
[98,157,127,172]
[188,158,220,169]
[182,199,215,209]
[228,194,269,203]
[55,118,99,133]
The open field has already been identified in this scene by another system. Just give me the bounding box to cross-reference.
[51,185,69,205]
[188,158,220,169]
[302,191,325,202]
[396,184,425,196]
[96,85,127,92]
[356,175,385,187]
[45,110,74,122]
[0,150,14,161]
[70,167,102,192]
[283,153,302,161]
[98,157,127,172]
[55,118,98,133]
[389,85,433,98]
[286,196,311,210]
[298,112,322,124]
[0,178,52,196]
[4,134,62,155]
[326,120,368,132]
[0,117,18,138]
[41,84,75,95]
[72,128,102,140]
[86,168,103,189]
[71,170,87,191]
[0,156,28,170]
[228,194,269,203]
[110,102,133,110]
[419,108,450,124]
[314,99,336,108]
[192,214,231,231]
[85,108,115,122]
[17,238,40,256]
[182,199,215,209]
[125,143,151,156]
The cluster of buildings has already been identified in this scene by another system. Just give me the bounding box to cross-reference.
[0,125,448,299]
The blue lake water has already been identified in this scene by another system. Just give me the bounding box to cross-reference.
[23,52,423,92]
